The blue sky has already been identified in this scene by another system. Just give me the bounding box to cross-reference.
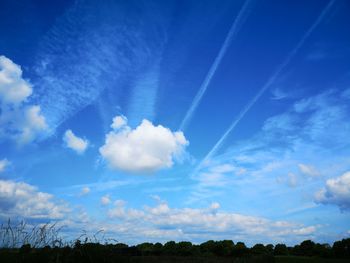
[0,0,350,245]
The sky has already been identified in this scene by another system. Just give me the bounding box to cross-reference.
[0,0,350,246]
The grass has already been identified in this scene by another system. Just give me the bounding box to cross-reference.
[0,219,64,248]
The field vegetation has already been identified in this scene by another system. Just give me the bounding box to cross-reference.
[0,220,349,263]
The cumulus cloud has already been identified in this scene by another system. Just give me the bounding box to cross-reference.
[99,116,189,173]
[63,130,89,154]
[0,159,10,173]
[111,115,127,130]
[106,200,317,243]
[315,172,350,211]
[0,179,69,219]
[18,106,48,144]
[0,55,48,144]
[0,56,32,104]
[291,226,316,235]
[101,195,111,205]
[298,164,320,177]
[209,202,220,212]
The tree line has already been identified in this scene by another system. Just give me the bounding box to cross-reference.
[1,238,349,263]
[1,221,349,262]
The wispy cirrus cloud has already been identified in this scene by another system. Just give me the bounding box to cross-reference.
[179,0,253,131]
[194,0,336,170]
[127,61,162,127]
[188,89,350,213]
[34,0,168,133]
[298,164,320,178]
[101,195,111,206]
[306,42,350,61]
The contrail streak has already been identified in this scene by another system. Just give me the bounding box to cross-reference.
[194,0,336,173]
[179,0,253,131]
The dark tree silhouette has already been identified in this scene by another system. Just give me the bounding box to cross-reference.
[232,242,248,257]
[1,221,350,263]
[274,243,288,255]
[251,244,267,255]
[299,240,315,256]
[333,238,350,258]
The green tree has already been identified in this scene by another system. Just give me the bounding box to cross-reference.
[251,244,267,255]
[200,240,216,256]
[232,242,248,257]
[176,241,194,256]
[153,242,163,255]
[333,238,350,258]
[299,240,315,256]
[274,244,288,255]
[266,244,274,255]
[313,243,331,257]
[163,241,176,255]
[136,242,154,256]
[215,240,234,256]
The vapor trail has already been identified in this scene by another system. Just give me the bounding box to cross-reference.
[179,0,253,131]
[195,0,336,172]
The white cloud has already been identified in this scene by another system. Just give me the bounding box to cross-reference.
[0,55,32,104]
[80,187,90,196]
[63,129,89,154]
[0,179,69,219]
[197,171,227,188]
[298,164,320,177]
[106,200,318,243]
[99,116,189,173]
[108,199,144,219]
[209,202,220,211]
[18,106,48,144]
[145,202,170,215]
[149,194,161,202]
[210,164,235,174]
[0,159,10,173]
[111,115,127,130]
[291,226,316,235]
[315,171,350,211]
[0,55,48,144]
[101,195,111,205]
[189,163,247,203]
[188,90,350,210]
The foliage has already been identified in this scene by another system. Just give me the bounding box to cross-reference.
[274,244,288,256]
[0,220,349,262]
